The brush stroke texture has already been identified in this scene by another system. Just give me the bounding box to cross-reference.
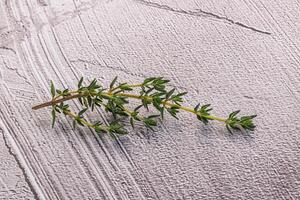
[0,0,299,199]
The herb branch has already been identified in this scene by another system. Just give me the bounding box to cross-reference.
[32,77,257,137]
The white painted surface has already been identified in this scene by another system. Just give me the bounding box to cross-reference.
[0,0,299,199]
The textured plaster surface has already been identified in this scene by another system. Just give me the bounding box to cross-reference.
[0,0,300,199]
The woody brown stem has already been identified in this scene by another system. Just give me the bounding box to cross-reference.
[32,93,84,110]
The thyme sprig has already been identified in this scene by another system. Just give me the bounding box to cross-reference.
[32,77,257,137]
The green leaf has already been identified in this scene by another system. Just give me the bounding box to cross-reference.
[142,99,149,110]
[94,125,107,133]
[119,84,133,91]
[171,92,187,102]
[130,118,134,128]
[78,108,88,116]
[109,121,128,135]
[153,101,163,112]
[148,115,160,119]
[226,124,233,134]
[76,118,84,126]
[165,88,175,100]
[110,76,118,90]
[63,89,69,94]
[143,118,157,131]
[134,105,143,112]
[72,120,76,130]
[83,97,88,107]
[144,87,154,95]
[167,106,179,119]
[143,77,156,85]
[201,104,211,110]
[226,111,257,133]
[200,104,212,115]
[78,97,83,105]
[88,78,97,89]
[144,117,157,128]
[196,114,209,125]
[91,100,95,111]
[87,96,92,107]
[51,108,56,128]
[94,97,102,105]
[194,103,200,112]
[78,77,84,88]
[154,85,165,92]
[176,92,188,97]
[50,81,55,98]
[229,110,240,119]
[94,126,101,133]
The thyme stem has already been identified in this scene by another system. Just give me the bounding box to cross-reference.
[32,93,84,110]
[33,77,257,135]
[65,111,109,132]
[115,93,227,122]
[65,111,93,127]
[33,91,227,122]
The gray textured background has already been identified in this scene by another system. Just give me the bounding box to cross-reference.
[0,0,299,199]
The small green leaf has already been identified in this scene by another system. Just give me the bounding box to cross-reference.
[76,118,84,126]
[148,115,160,119]
[167,106,179,119]
[87,96,92,107]
[50,81,55,98]
[110,76,118,90]
[51,108,56,128]
[176,92,188,97]
[144,117,157,128]
[83,97,88,107]
[165,88,175,100]
[143,118,156,131]
[78,97,83,105]
[134,105,143,112]
[153,101,163,113]
[130,118,134,128]
[201,104,211,110]
[194,103,200,112]
[94,125,107,133]
[154,85,165,92]
[226,124,233,134]
[171,92,187,102]
[142,99,149,110]
[200,104,212,115]
[229,110,240,119]
[72,120,76,130]
[78,108,88,116]
[78,77,84,88]
[94,126,102,133]
[109,121,128,135]
[119,84,133,91]
[63,89,69,95]
[91,101,95,111]
[143,77,156,85]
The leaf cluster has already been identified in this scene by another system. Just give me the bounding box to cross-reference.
[138,77,187,120]
[194,104,213,124]
[226,110,257,133]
